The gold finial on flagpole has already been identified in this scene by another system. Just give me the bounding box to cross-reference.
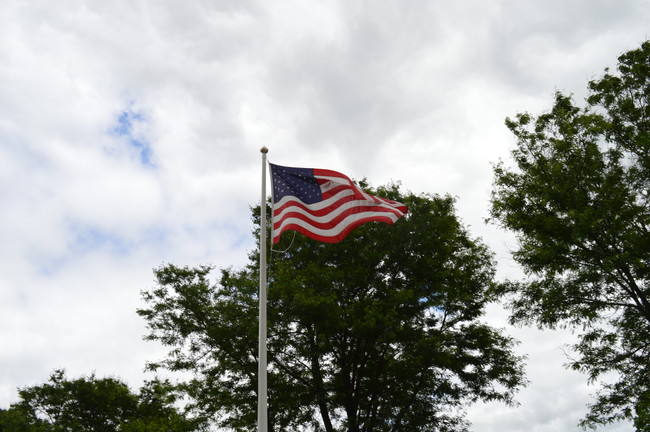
[260,146,268,154]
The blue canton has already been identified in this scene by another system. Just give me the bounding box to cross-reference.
[271,164,322,204]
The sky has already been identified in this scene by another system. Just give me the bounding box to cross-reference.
[1,0,648,430]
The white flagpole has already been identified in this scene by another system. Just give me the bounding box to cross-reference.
[258,146,268,432]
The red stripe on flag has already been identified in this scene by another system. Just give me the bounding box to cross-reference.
[273,203,404,232]
[272,214,401,244]
[273,192,358,218]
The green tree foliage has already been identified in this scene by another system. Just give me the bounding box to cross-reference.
[490,41,650,429]
[0,370,202,432]
[0,406,52,432]
[138,186,527,431]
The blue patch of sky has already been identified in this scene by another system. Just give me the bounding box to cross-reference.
[37,221,172,275]
[142,225,169,247]
[110,107,155,168]
[68,223,172,257]
[36,256,68,278]
[35,225,130,277]
[205,220,256,252]
[70,225,133,256]
[233,230,253,249]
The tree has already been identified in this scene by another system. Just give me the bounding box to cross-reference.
[0,406,52,432]
[138,185,527,431]
[0,370,202,432]
[490,41,650,429]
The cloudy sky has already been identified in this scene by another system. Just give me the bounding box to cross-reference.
[1,0,648,430]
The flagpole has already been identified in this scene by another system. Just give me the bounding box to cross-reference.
[258,146,268,432]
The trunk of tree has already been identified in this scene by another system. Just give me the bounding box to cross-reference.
[309,329,334,432]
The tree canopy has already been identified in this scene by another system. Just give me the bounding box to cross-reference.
[490,40,650,429]
[138,185,526,431]
[0,370,202,432]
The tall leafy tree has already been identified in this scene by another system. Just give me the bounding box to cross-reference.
[0,370,202,432]
[0,407,52,432]
[139,185,526,431]
[490,41,650,429]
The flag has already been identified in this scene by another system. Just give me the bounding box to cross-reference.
[270,163,408,244]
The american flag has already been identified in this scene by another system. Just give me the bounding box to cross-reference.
[269,163,408,244]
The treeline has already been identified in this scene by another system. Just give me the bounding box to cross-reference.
[0,370,206,431]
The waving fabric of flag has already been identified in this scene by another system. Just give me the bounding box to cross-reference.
[269,163,408,244]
